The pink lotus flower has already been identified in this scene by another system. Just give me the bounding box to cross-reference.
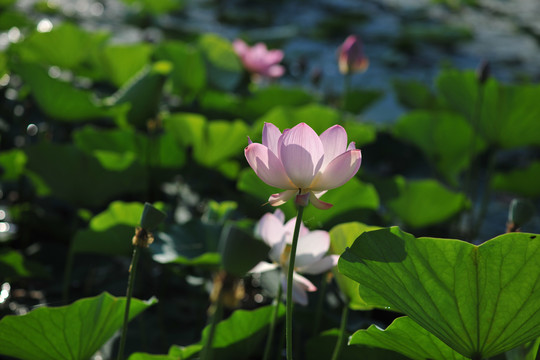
[250,209,338,305]
[245,122,362,210]
[338,35,369,75]
[233,39,285,79]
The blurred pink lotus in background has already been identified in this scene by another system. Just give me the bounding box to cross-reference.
[245,122,362,209]
[338,35,369,75]
[250,209,338,305]
[233,39,285,79]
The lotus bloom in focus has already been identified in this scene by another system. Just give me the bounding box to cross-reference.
[338,35,369,75]
[245,122,362,209]
[250,210,338,305]
[233,39,285,79]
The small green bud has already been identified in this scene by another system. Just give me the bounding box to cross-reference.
[140,202,166,231]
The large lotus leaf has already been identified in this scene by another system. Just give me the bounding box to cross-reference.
[305,329,409,360]
[198,34,242,91]
[106,61,172,129]
[437,69,540,148]
[15,62,127,122]
[155,41,206,98]
[100,43,154,88]
[329,222,379,310]
[303,178,379,228]
[150,221,221,266]
[491,161,540,198]
[386,176,468,228]
[0,149,26,180]
[201,303,286,359]
[0,292,156,360]
[73,126,185,171]
[338,227,540,359]
[24,142,147,208]
[394,111,485,183]
[350,316,468,360]
[11,22,107,69]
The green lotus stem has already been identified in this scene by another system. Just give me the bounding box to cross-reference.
[331,302,349,360]
[262,283,283,360]
[286,205,305,360]
[200,289,225,360]
[312,273,329,336]
[117,245,141,360]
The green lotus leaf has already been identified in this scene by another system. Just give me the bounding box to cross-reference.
[339,227,540,359]
[0,292,156,360]
[350,316,468,360]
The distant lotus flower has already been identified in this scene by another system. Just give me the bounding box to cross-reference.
[245,122,362,209]
[338,35,369,75]
[250,209,338,305]
[233,39,285,79]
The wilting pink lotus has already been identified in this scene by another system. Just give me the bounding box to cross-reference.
[338,35,369,75]
[233,39,285,79]
[245,122,362,209]
[250,210,338,305]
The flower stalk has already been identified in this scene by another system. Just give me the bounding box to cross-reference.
[117,203,165,360]
[117,238,142,360]
[285,204,305,360]
[331,302,350,360]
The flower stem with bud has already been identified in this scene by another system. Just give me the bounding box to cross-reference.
[117,227,155,360]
